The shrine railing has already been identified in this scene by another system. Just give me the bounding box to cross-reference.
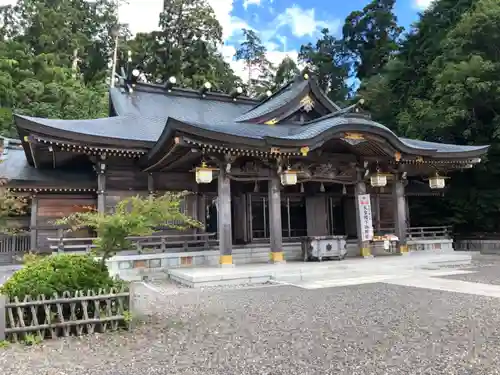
[0,233,31,265]
[378,226,453,239]
[46,233,218,254]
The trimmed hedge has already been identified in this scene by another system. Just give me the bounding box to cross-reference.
[0,253,123,299]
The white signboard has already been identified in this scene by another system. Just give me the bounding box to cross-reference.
[357,194,373,242]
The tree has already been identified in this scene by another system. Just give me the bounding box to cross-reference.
[0,176,27,233]
[359,0,500,233]
[234,29,274,96]
[56,193,202,268]
[274,56,299,88]
[342,0,403,81]
[12,0,121,84]
[299,28,350,104]
[359,0,475,133]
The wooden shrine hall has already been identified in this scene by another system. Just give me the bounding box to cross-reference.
[1,71,489,265]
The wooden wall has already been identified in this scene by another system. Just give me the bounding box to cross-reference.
[34,194,96,250]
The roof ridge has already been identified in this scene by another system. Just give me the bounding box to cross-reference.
[122,81,260,105]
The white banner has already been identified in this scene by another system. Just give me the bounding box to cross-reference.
[357,194,373,242]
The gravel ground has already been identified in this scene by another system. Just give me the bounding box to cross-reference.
[2,277,500,375]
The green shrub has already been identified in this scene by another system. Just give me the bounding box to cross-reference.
[0,253,121,299]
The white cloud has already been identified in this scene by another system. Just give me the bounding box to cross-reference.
[274,5,341,38]
[413,0,435,10]
[119,0,163,35]
[243,0,261,9]
[207,0,249,40]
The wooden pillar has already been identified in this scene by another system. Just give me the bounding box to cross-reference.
[268,172,285,263]
[393,175,408,254]
[147,173,155,196]
[233,193,247,244]
[374,194,381,232]
[218,168,233,266]
[306,195,328,236]
[97,162,106,214]
[30,195,38,250]
[354,171,372,258]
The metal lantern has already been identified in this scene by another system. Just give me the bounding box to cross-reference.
[429,175,446,189]
[195,162,214,184]
[370,173,387,187]
[280,169,298,186]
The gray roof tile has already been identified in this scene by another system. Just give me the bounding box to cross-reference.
[0,147,95,185]
[234,80,309,122]
[110,87,254,124]
[13,84,488,158]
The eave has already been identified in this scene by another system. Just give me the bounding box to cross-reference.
[234,77,341,124]
[14,114,156,150]
[145,117,489,162]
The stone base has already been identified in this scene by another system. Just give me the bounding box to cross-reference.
[167,251,473,288]
[219,263,235,268]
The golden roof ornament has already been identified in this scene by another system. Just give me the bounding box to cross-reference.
[300,95,315,112]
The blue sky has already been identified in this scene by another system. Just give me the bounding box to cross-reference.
[85,0,435,80]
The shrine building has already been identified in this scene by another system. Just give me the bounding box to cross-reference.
[0,71,489,266]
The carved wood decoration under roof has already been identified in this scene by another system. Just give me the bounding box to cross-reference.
[10,72,489,179]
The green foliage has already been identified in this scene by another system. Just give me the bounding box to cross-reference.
[342,0,403,81]
[0,178,27,233]
[123,0,241,91]
[23,333,43,346]
[359,0,500,233]
[299,28,350,104]
[0,253,118,299]
[56,193,202,266]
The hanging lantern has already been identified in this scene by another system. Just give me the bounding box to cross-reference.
[195,161,214,184]
[280,169,298,186]
[429,174,446,189]
[370,172,387,187]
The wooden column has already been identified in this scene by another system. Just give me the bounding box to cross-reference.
[354,171,372,258]
[393,175,408,254]
[30,195,38,250]
[218,168,233,266]
[268,172,284,263]
[97,162,106,214]
[306,195,328,236]
[147,173,155,196]
[233,193,247,244]
[374,194,381,232]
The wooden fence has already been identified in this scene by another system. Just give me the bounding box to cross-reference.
[377,226,453,239]
[0,286,131,343]
[0,233,31,265]
[47,232,218,254]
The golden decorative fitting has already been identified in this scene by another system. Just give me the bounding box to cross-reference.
[300,95,315,112]
[394,152,401,162]
[343,132,364,140]
[300,146,309,157]
[415,156,424,163]
[265,118,278,125]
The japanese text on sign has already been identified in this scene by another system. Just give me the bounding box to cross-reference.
[357,194,373,242]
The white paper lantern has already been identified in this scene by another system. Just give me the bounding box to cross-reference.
[429,175,446,189]
[280,170,298,186]
[370,173,387,187]
[195,162,214,184]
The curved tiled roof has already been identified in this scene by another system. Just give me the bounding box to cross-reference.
[14,76,489,159]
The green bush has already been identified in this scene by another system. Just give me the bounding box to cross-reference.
[0,253,122,299]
